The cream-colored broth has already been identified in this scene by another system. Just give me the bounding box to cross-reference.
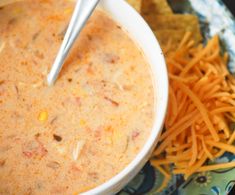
[0,0,154,194]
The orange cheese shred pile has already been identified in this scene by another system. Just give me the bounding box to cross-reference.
[151,33,235,185]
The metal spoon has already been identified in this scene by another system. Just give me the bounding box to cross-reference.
[47,0,100,86]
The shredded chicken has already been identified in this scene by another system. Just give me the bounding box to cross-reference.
[112,69,124,90]
[0,41,5,54]
[72,140,85,161]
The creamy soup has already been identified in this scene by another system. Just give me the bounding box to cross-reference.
[0,0,154,194]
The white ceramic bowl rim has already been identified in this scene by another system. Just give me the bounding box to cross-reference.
[82,0,169,194]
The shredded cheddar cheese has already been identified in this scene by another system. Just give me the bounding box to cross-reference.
[151,33,235,185]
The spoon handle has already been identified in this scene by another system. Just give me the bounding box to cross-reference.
[47,0,100,86]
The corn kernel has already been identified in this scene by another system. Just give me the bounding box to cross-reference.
[38,111,48,122]
[64,8,73,15]
[79,119,86,126]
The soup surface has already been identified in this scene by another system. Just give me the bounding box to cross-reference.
[0,0,154,194]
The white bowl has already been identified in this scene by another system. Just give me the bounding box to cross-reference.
[82,0,169,194]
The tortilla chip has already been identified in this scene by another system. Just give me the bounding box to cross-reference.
[141,0,173,15]
[154,29,186,49]
[154,29,202,52]
[126,0,142,12]
[144,14,202,44]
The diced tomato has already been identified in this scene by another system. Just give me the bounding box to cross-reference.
[132,131,140,140]
[22,137,48,158]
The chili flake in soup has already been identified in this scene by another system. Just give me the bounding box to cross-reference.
[0,0,155,194]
